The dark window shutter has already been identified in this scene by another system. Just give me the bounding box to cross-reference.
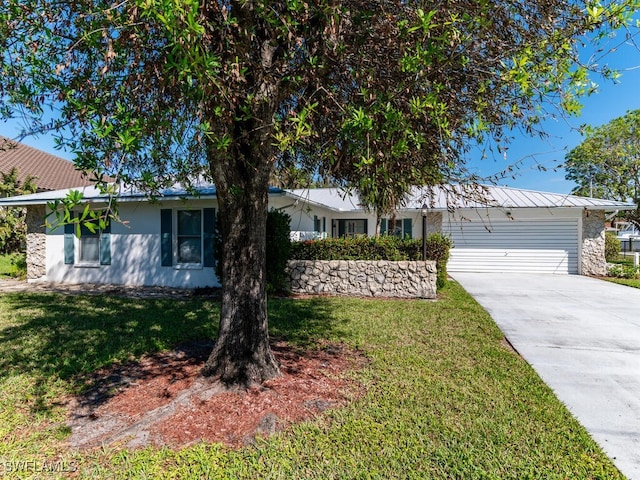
[160,209,173,266]
[203,208,215,267]
[338,219,345,237]
[322,217,326,233]
[99,219,111,265]
[363,219,368,236]
[314,215,319,232]
[100,234,111,265]
[403,218,413,239]
[381,218,387,235]
[64,221,75,265]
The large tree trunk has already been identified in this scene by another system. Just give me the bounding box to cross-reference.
[201,168,281,387]
[201,88,282,386]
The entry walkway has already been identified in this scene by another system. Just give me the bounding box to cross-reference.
[454,273,640,479]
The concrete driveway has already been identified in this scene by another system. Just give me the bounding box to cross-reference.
[453,273,640,480]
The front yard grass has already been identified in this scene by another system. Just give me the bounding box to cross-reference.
[0,254,15,278]
[606,277,640,289]
[0,253,26,279]
[0,283,623,479]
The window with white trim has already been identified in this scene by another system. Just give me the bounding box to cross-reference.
[160,208,215,268]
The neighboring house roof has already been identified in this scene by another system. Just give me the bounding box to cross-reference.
[0,181,633,211]
[0,137,91,191]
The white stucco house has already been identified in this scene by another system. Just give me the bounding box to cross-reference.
[0,182,633,287]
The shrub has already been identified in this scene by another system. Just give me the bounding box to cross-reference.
[290,233,452,289]
[9,253,27,280]
[265,209,292,293]
[0,168,37,254]
[290,235,412,261]
[607,263,640,279]
[605,231,621,261]
[426,233,452,289]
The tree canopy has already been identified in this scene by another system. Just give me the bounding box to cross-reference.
[0,167,37,254]
[1,0,639,386]
[565,109,640,200]
[565,109,640,226]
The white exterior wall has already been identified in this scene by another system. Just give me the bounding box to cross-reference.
[43,199,220,288]
[33,190,601,287]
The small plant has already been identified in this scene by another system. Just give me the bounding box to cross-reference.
[607,263,640,279]
[5,253,27,279]
[605,232,621,262]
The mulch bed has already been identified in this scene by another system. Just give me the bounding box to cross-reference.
[67,339,367,450]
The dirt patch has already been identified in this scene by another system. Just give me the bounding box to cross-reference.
[67,339,367,450]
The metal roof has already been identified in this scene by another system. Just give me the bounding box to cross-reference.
[0,181,285,206]
[0,181,633,211]
[286,185,636,211]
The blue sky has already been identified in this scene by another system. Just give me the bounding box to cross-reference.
[2,24,639,196]
[465,31,640,194]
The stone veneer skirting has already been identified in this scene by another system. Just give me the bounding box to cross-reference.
[581,209,606,276]
[26,205,47,280]
[286,260,437,299]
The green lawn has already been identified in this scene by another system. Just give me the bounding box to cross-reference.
[0,283,623,479]
[606,277,640,289]
[0,253,26,279]
[0,254,15,278]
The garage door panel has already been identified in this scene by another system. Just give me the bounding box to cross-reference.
[448,249,576,274]
[444,218,579,274]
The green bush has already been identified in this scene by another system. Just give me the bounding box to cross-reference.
[290,233,452,289]
[607,263,640,279]
[265,209,292,294]
[10,253,27,279]
[605,231,621,261]
[290,235,412,261]
[426,233,452,289]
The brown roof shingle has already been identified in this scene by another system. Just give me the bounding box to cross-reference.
[0,136,91,191]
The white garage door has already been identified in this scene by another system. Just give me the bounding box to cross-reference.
[444,218,579,274]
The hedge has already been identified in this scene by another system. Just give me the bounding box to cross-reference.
[290,233,452,289]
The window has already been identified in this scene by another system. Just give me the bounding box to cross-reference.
[381,218,413,238]
[161,208,215,268]
[78,233,100,264]
[337,219,368,238]
[177,210,202,264]
[64,216,111,266]
[346,220,366,237]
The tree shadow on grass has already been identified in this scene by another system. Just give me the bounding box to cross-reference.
[0,292,349,414]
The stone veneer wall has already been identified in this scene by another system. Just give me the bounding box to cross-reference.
[581,209,606,276]
[25,205,47,280]
[287,260,437,299]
